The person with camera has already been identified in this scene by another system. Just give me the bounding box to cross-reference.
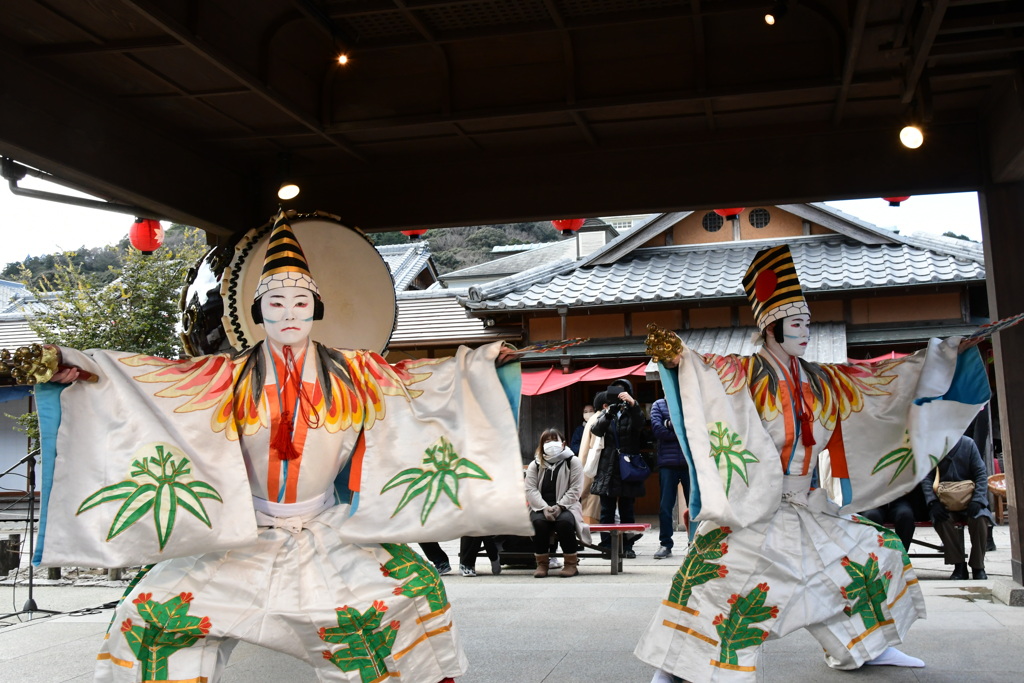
[589,378,647,558]
[920,434,994,580]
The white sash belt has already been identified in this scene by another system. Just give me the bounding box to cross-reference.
[252,490,334,532]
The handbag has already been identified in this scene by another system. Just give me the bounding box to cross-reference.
[618,452,651,483]
[933,468,974,512]
[611,419,651,483]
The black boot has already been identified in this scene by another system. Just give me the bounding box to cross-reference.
[973,567,988,580]
[949,563,968,580]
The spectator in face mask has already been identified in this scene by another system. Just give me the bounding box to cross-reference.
[524,428,590,577]
[570,404,595,456]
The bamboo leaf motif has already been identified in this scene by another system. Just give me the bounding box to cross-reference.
[381,543,448,612]
[171,483,213,528]
[320,600,399,682]
[439,470,460,507]
[713,583,779,666]
[77,481,139,514]
[454,458,491,480]
[187,481,222,501]
[78,443,223,550]
[381,436,490,525]
[667,526,731,608]
[871,432,915,484]
[840,553,892,629]
[107,484,157,540]
[380,467,425,492]
[390,471,433,516]
[707,422,759,495]
[121,592,212,680]
[852,515,910,567]
[420,472,445,525]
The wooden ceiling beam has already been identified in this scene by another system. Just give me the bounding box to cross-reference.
[293,120,986,231]
[121,0,367,163]
[24,36,182,56]
[0,41,250,235]
[832,0,871,126]
[902,0,950,104]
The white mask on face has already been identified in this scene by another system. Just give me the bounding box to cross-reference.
[583,411,594,422]
[766,314,810,359]
[260,288,315,348]
[543,441,563,457]
[779,315,810,357]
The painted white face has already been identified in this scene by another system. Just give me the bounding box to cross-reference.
[260,288,315,348]
[777,314,810,357]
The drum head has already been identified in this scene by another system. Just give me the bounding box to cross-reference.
[180,211,396,355]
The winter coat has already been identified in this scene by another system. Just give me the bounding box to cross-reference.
[590,401,647,499]
[524,449,592,544]
[651,398,686,468]
[920,435,995,523]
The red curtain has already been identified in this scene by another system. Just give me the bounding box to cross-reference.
[521,362,649,396]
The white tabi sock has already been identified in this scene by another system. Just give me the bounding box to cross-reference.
[864,646,925,668]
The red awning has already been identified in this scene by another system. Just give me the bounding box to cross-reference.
[521,363,649,396]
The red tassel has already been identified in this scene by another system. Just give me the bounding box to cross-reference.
[273,410,300,461]
[801,414,817,447]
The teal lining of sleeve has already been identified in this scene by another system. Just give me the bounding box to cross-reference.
[497,362,522,425]
[33,383,66,566]
[913,346,991,406]
[658,363,700,533]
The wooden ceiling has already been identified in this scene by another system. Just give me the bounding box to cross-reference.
[1,0,1023,239]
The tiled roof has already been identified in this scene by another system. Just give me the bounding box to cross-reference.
[0,318,41,348]
[388,293,518,349]
[462,234,986,311]
[442,239,577,280]
[522,323,847,364]
[375,242,434,291]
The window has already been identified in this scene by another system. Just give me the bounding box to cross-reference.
[749,208,771,229]
[702,212,724,232]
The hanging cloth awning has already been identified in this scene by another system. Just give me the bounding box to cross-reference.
[521,363,648,396]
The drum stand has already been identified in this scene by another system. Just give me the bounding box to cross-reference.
[1,450,60,620]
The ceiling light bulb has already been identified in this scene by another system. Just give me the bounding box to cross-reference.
[278,183,300,200]
[765,13,776,25]
[337,53,349,66]
[899,125,924,149]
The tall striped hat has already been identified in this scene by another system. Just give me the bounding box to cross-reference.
[253,208,321,301]
[742,244,809,331]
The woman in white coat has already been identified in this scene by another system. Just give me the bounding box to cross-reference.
[524,428,591,577]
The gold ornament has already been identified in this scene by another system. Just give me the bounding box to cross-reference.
[0,344,61,385]
[645,323,682,364]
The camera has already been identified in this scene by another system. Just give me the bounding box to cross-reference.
[606,384,623,404]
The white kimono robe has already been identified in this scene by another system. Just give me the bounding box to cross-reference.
[635,339,990,682]
[33,341,530,683]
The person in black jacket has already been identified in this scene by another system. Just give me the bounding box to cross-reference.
[921,435,994,580]
[650,397,691,559]
[590,377,646,558]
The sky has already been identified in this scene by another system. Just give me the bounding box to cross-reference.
[0,175,984,267]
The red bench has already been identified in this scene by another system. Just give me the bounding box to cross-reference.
[587,523,652,575]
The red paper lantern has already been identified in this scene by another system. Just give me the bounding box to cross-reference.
[401,228,428,240]
[883,196,911,207]
[552,218,586,235]
[713,208,745,219]
[129,218,164,255]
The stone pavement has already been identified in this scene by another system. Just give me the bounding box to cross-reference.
[1,521,1021,682]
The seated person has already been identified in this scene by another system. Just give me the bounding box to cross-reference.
[524,428,590,577]
[458,536,501,577]
[921,435,995,580]
[859,486,928,551]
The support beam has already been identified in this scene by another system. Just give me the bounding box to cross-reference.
[289,119,985,231]
[0,42,250,236]
[979,182,1024,588]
